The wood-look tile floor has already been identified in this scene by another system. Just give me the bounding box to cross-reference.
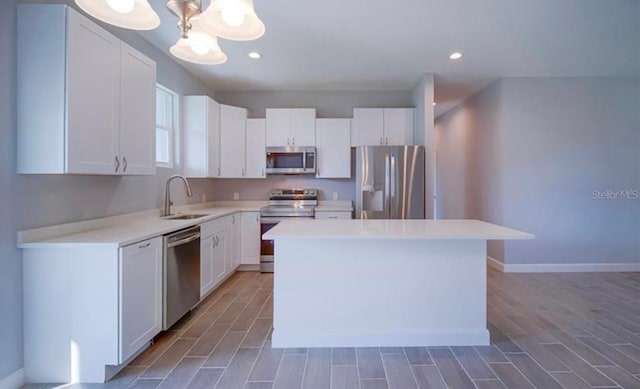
[23,269,640,389]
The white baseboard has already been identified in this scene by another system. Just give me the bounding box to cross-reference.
[0,368,25,389]
[236,264,260,271]
[272,328,490,348]
[487,256,640,273]
[487,256,504,272]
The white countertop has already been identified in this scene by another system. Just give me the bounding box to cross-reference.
[17,200,356,249]
[18,202,267,249]
[263,219,534,240]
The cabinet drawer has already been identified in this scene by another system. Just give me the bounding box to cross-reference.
[315,211,352,220]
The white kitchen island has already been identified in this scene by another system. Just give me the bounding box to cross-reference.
[263,219,533,348]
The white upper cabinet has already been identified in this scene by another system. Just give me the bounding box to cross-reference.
[184,99,264,179]
[245,119,266,178]
[17,5,156,175]
[118,43,157,175]
[316,119,351,178]
[266,108,316,147]
[220,105,248,178]
[352,108,415,146]
[265,109,291,147]
[352,109,384,147]
[184,96,221,178]
[65,8,120,175]
[383,108,415,146]
[291,109,317,146]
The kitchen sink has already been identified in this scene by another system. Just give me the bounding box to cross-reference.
[163,214,208,220]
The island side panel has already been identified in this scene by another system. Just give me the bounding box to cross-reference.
[272,238,489,347]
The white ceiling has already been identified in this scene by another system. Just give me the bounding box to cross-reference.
[139,0,640,116]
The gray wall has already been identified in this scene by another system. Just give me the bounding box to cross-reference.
[214,90,413,118]
[209,177,355,202]
[0,1,217,380]
[435,81,505,260]
[500,78,640,265]
[0,0,22,381]
[411,74,436,218]
[435,77,640,265]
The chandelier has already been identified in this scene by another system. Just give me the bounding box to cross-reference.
[74,0,265,65]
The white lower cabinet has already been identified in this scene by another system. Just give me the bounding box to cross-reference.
[22,211,262,384]
[119,237,162,362]
[23,236,163,383]
[201,216,232,298]
[231,214,242,269]
[241,212,261,265]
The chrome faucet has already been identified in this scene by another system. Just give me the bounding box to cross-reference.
[162,175,193,217]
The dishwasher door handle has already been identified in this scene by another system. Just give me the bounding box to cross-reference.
[167,233,201,248]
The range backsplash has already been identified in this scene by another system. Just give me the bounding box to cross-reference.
[209,176,355,202]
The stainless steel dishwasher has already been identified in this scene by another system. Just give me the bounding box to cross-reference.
[163,225,201,330]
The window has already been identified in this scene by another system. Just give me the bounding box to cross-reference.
[156,84,179,168]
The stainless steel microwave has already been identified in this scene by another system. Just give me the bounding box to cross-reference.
[265,147,316,174]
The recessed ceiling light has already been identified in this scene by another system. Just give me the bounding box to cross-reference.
[248,51,262,59]
[449,52,463,60]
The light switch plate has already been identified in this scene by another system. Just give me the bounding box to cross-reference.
[233,192,240,200]
[332,192,339,200]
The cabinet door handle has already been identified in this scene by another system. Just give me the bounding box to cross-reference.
[379,137,383,145]
[385,138,389,145]
[218,167,221,176]
[122,156,128,173]
[138,242,151,249]
[115,156,120,172]
[242,168,245,176]
[328,216,338,219]
[256,214,259,222]
[286,137,290,145]
[292,137,295,145]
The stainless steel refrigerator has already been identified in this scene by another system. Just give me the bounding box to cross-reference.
[356,145,425,219]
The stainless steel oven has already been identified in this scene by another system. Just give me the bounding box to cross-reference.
[259,189,317,272]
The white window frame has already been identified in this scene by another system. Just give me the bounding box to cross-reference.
[155,84,180,169]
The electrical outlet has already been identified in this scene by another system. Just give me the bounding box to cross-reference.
[233,192,240,200]
[332,192,339,200]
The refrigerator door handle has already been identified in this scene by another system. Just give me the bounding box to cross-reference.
[390,153,396,219]
[384,152,391,219]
